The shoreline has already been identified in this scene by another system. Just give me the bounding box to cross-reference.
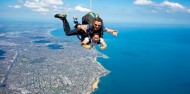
[91,50,110,93]
[93,55,110,74]
[46,28,57,37]
[92,76,100,89]
[49,29,110,94]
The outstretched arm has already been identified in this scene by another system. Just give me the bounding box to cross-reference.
[104,28,119,36]
[100,39,107,50]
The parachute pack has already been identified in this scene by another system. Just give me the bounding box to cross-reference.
[82,12,100,28]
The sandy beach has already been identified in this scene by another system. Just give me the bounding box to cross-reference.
[92,77,100,89]
[91,55,110,93]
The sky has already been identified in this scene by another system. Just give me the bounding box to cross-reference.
[1,0,190,24]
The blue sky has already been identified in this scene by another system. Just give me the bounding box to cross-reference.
[1,0,190,24]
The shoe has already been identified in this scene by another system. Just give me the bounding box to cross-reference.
[54,14,67,19]
[73,16,78,20]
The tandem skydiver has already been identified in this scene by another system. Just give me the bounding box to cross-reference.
[54,12,118,50]
[54,12,118,38]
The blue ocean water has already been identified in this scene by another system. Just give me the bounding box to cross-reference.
[51,24,190,94]
[47,44,64,50]
[0,50,6,60]
[93,24,190,94]
[33,40,51,43]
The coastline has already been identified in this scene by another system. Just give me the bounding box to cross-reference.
[92,76,100,89]
[49,29,110,94]
[91,50,110,93]
[46,28,58,37]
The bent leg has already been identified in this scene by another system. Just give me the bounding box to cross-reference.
[65,28,79,36]
[62,18,78,36]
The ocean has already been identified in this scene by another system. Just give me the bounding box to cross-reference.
[51,24,190,94]
[0,50,6,60]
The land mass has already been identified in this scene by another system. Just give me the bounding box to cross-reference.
[0,22,109,94]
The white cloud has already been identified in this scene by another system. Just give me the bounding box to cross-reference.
[24,1,46,8]
[43,0,63,5]
[134,0,154,5]
[22,0,64,14]
[14,5,22,8]
[75,6,90,12]
[33,8,49,13]
[19,0,90,14]
[134,0,190,14]
[64,8,74,12]
[8,5,22,9]
[161,1,185,10]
